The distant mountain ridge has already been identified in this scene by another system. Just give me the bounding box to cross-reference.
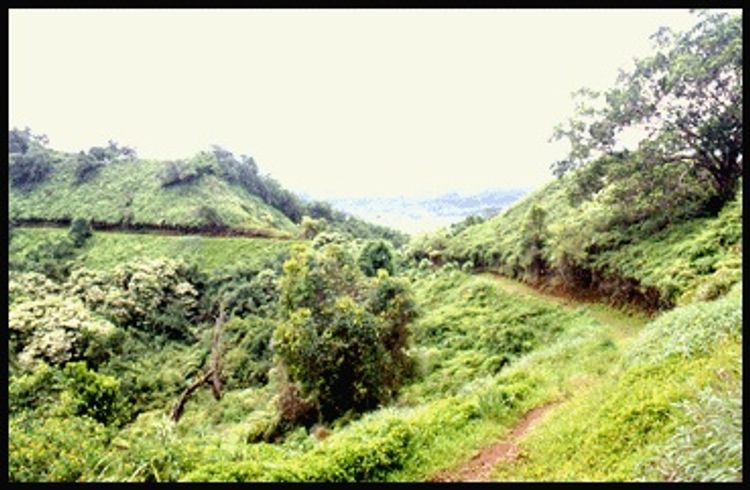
[323,188,529,234]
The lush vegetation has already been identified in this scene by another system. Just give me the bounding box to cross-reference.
[9,227,299,273]
[8,11,742,483]
[406,12,742,311]
[8,132,407,245]
[492,283,742,481]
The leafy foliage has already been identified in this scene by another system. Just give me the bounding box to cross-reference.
[68,258,200,339]
[74,141,135,184]
[69,217,93,247]
[638,375,742,482]
[63,361,128,426]
[222,316,277,388]
[9,414,111,482]
[358,239,396,277]
[9,294,120,369]
[273,244,416,422]
[552,12,742,208]
[8,127,55,190]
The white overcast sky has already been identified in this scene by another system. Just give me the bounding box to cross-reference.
[8,9,738,199]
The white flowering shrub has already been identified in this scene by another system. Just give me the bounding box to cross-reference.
[9,271,62,307]
[67,258,200,339]
[9,294,119,369]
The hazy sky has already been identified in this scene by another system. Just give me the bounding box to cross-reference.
[9,9,731,199]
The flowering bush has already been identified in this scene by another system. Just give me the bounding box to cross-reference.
[68,258,199,339]
[9,295,119,369]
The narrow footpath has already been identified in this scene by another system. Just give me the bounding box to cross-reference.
[428,272,649,482]
[429,402,560,482]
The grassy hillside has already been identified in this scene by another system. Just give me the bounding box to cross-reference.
[408,162,742,310]
[10,227,300,273]
[9,154,298,236]
[492,282,742,481]
[8,134,409,246]
[8,12,742,483]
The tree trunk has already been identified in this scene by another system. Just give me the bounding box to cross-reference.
[700,154,741,213]
[208,309,226,400]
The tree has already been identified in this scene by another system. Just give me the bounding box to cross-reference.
[73,141,137,185]
[9,127,48,154]
[358,239,396,277]
[68,218,93,248]
[300,216,327,240]
[273,244,415,422]
[519,204,548,281]
[73,151,105,184]
[9,128,54,190]
[552,12,742,210]
[306,201,335,221]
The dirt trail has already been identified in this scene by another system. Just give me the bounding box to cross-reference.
[429,402,560,482]
[15,220,295,240]
[429,273,647,483]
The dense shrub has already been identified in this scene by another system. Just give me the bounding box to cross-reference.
[9,294,120,369]
[9,271,62,306]
[184,416,415,482]
[73,141,136,185]
[69,218,93,247]
[160,153,220,188]
[274,298,388,419]
[519,204,549,281]
[9,362,66,414]
[73,152,105,184]
[222,315,277,388]
[638,379,742,482]
[9,414,111,482]
[67,258,200,339]
[358,239,396,277]
[92,413,202,482]
[9,146,54,190]
[203,267,280,319]
[312,231,350,249]
[300,216,327,239]
[63,361,127,426]
[10,234,78,281]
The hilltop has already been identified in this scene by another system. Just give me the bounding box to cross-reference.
[8,132,408,245]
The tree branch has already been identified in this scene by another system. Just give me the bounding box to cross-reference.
[170,369,215,422]
[170,308,227,422]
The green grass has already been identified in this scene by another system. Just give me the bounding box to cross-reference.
[83,269,647,482]
[593,193,742,305]
[426,169,742,308]
[10,227,301,273]
[8,232,741,482]
[490,282,742,482]
[9,158,298,235]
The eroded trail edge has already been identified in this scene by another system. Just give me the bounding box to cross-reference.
[429,401,560,482]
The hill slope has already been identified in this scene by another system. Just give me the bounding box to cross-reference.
[408,161,742,310]
[9,149,299,237]
[8,136,410,245]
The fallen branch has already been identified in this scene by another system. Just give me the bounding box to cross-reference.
[170,369,214,422]
[169,308,227,422]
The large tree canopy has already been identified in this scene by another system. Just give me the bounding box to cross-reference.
[552,11,742,208]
